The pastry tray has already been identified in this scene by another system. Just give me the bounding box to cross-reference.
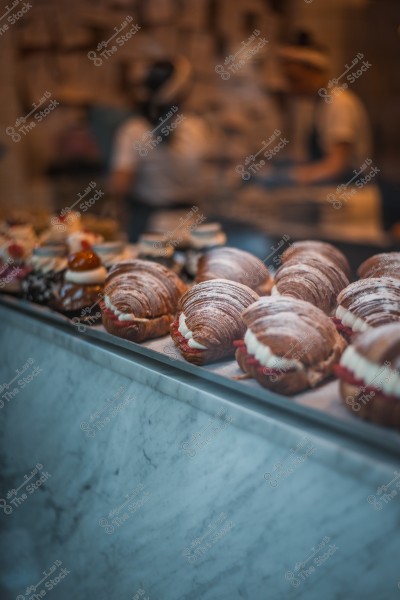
[2,294,400,457]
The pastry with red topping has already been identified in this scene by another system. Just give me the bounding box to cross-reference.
[195,247,273,295]
[102,260,187,342]
[0,234,33,294]
[235,296,345,394]
[357,252,400,280]
[170,279,259,365]
[40,212,81,245]
[335,323,400,427]
[68,230,104,254]
[51,250,107,323]
[333,277,400,340]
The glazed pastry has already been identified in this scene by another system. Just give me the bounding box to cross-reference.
[272,254,349,315]
[101,260,187,342]
[196,247,273,295]
[334,277,400,339]
[235,296,346,394]
[40,212,82,245]
[92,241,133,270]
[68,230,104,254]
[51,250,107,323]
[22,245,67,304]
[170,279,259,365]
[357,252,400,280]
[185,223,226,278]
[335,323,400,427]
[0,235,32,294]
[281,240,351,278]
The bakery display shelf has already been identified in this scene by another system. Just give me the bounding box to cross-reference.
[2,293,400,457]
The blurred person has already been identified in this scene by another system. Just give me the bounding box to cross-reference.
[258,31,373,186]
[109,56,209,241]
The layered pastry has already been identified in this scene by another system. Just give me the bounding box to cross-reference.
[4,222,38,255]
[272,253,349,315]
[22,245,67,304]
[196,247,273,295]
[357,252,400,280]
[335,323,400,427]
[68,230,104,254]
[281,240,351,278]
[92,241,133,270]
[235,296,346,394]
[137,233,177,272]
[185,223,226,278]
[51,250,107,323]
[170,279,259,365]
[40,211,82,245]
[101,260,187,342]
[334,277,400,339]
[0,234,33,294]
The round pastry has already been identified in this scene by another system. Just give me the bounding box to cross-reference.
[335,323,400,427]
[185,223,226,277]
[92,241,133,270]
[357,252,400,280]
[195,247,273,295]
[137,233,177,272]
[272,254,349,315]
[101,260,187,342]
[51,250,107,323]
[68,230,104,254]
[22,245,67,304]
[0,236,32,294]
[235,296,346,394]
[281,240,351,278]
[40,212,81,245]
[170,279,259,365]
[334,277,400,340]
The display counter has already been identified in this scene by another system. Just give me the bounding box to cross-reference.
[1,296,399,600]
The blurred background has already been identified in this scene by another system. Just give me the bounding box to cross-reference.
[0,0,399,261]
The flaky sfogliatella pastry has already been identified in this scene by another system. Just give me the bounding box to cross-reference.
[335,323,400,428]
[101,260,187,342]
[235,296,346,394]
[281,240,351,278]
[357,252,400,280]
[272,254,349,315]
[333,277,400,339]
[170,279,259,365]
[195,247,273,295]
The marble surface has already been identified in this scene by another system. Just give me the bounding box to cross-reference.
[1,304,400,600]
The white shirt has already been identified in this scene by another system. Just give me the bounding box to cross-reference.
[112,114,208,206]
[289,88,372,170]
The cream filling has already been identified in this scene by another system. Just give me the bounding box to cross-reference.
[30,256,67,274]
[244,329,303,371]
[336,305,370,333]
[65,266,107,285]
[340,345,400,397]
[104,294,149,322]
[270,285,280,296]
[178,312,207,350]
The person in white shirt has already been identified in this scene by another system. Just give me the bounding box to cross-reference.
[270,31,372,185]
[110,56,209,240]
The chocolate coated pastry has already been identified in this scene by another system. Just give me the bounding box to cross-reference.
[102,259,187,342]
[170,279,259,365]
[335,323,400,428]
[195,247,273,295]
[281,240,351,278]
[235,296,345,394]
[357,252,400,280]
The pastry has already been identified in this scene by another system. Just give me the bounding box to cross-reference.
[170,279,259,365]
[335,323,400,427]
[357,252,400,280]
[92,241,133,270]
[281,240,351,278]
[22,245,68,304]
[68,230,104,254]
[196,247,273,295]
[334,277,400,339]
[40,211,81,245]
[0,234,33,294]
[51,250,107,323]
[235,296,346,394]
[101,260,187,342]
[185,223,226,278]
[272,253,349,315]
[137,233,178,272]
